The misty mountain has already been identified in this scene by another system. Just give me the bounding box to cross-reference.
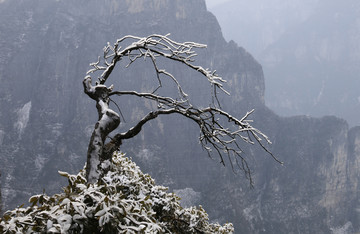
[0,0,360,233]
[208,0,360,127]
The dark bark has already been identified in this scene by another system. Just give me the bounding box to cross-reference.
[83,76,120,183]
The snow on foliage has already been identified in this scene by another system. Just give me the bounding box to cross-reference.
[0,152,233,233]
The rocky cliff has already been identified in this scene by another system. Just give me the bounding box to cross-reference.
[0,0,359,233]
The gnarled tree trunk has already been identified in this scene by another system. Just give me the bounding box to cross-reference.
[83,76,120,183]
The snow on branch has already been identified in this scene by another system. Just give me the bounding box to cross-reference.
[108,91,282,185]
[86,34,227,103]
[84,34,281,185]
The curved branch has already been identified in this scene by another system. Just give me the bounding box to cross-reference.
[105,102,281,185]
[86,34,228,104]
[109,90,189,109]
[115,109,178,141]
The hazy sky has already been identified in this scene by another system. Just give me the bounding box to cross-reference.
[205,0,231,8]
[205,0,360,127]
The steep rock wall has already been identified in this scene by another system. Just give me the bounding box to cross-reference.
[0,0,359,233]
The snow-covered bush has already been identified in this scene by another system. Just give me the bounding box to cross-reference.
[0,152,234,233]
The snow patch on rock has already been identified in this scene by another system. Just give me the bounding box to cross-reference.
[137,148,153,161]
[14,101,31,138]
[330,221,353,234]
[0,129,4,145]
[34,154,47,171]
[173,187,201,208]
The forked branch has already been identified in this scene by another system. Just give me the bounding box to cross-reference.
[86,34,227,103]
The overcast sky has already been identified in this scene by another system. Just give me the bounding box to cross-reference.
[204,0,231,9]
[204,0,360,127]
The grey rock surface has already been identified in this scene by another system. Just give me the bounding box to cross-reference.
[0,0,359,233]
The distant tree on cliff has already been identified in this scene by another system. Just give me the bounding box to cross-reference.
[83,34,281,185]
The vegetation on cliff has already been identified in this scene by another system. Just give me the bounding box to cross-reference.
[0,152,233,233]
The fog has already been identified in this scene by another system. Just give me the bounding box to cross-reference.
[205,0,232,8]
[206,0,360,127]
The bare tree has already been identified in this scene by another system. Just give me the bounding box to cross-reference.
[83,34,282,184]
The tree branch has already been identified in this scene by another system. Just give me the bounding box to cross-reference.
[105,97,281,185]
[86,34,227,105]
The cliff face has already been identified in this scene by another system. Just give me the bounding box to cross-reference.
[257,115,358,233]
[0,0,359,233]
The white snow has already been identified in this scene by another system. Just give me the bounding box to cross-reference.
[50,123,63,138]
[2,171,17,208]
[330,221,353,234]
[137,148,153,161]
[57,214,72,233]
[0,129,4,145]
[1,152,234,233]
[314,80,325,106]
[88,152,100,183]
[173,187,201,208]
[100,160,111,169]
[14,101,31,137]
[34,154,46,171]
